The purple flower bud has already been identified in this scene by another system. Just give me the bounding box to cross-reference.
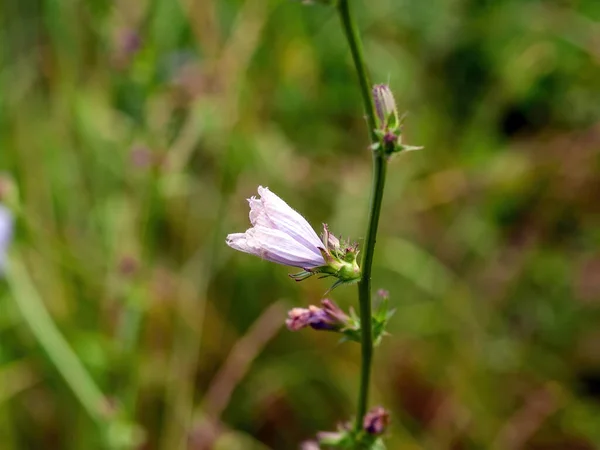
[285,307,313,331]
[383,131,398,145]
[321,299,349,325]
[285,299,350,332]
[363,406,390,435]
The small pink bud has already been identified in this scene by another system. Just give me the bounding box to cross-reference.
[372,84,399,131]
[377,289,389,300]
[363,406,390,435]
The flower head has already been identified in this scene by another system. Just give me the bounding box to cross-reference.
[226,187,360,287]
[0,204,14,273]
[226,186,325,268]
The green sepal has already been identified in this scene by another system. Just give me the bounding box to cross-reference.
[289,270,315,281]
[372,295,395,346]
[316,429,387,449]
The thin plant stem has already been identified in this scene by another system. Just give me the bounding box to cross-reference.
[336,0,388,434]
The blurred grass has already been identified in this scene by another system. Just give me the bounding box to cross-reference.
[1,0,600,449]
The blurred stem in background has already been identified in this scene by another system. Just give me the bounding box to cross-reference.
[5,257,141,448]
[6,258,109,425]
[336,0,388,434]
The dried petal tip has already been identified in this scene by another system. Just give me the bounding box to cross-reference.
[372,84,398,131]
[285,308,313,331]
[322,223,340,251]
[363,406,390,435]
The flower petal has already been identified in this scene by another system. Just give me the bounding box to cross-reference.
[248,196,273,229]
[256,186,323,254]
[226,225,325,268]
[225,232,252,253]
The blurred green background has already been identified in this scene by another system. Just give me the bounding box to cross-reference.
[1,0,600,449]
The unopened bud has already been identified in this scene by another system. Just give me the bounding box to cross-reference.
[322,223,340,251]
[285,299,350,332]
[363,406,390,435]
[372,84,399,131]
[377,289,389,300]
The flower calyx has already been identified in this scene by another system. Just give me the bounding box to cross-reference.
[290,224,361,291]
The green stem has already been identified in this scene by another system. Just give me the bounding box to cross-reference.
[337,0,377,143]
[337,0,388,434]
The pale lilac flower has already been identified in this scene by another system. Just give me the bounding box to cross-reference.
[226,186,326,269]
[0,204,14,273]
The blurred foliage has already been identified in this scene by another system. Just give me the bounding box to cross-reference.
[1,0,600,449]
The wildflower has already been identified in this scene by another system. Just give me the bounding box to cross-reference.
[226,187,360,287]
[0,204,14,273]
[285,299,350,332]
[363,406,390,435]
